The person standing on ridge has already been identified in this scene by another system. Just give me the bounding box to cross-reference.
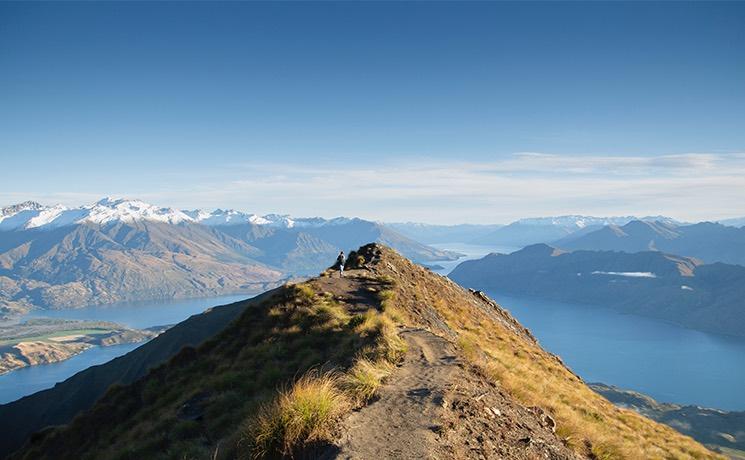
[337,251,346,277]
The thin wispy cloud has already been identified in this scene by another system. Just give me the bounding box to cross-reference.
[6,153,745,224]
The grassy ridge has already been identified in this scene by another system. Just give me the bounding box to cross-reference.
[371,247,722,459]
[15,277,403,460]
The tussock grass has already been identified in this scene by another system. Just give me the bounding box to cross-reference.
[246,371,350,459]
[241,281,408,459]
[342,358,395,404]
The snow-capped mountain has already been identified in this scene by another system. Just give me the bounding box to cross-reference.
[183,208,273,226]
[0,198,192,230]
[0,198,357,231]
[0,198,458,314]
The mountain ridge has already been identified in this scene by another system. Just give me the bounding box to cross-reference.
[6,244,720,459]
[0,200,458,314]
[555,219,745,266]
[449,244,745,337]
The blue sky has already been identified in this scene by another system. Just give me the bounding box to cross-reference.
[1,2,744,223]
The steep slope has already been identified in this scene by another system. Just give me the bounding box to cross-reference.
[557,220,745,266]
[11,244,718,459]
[0,294,266,457]
[449,244,745,337]
[591,383,745,457]
[0,221,282,314]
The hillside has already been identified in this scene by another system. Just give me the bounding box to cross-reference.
[556,220,745,266]
[449,244,745,337]
[590,383,745,458]
[0,199,458,314]
[0,295,263,457]
[10,244,718,459]
[213,218,459,275]
[0,221,283,315]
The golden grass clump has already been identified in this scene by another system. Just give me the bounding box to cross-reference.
[247,371,350,459]
[342,358,395,404]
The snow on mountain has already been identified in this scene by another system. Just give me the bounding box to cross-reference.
[0,198,191,230]
[184,209,272,226]
[84,198,193,225]
[0,198,354,231]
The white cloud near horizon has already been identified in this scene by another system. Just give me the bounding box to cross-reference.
[4,152,745,224]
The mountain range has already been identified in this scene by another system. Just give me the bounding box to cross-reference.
[449,244,745,337]
[2,244,717,459]
[555,220,745,266]
[0,199,458,315]
[471,215,681,248]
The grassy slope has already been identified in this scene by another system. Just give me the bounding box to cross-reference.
[0,296,260,458]
[13,244,721,460]
[360,245,720,459]
[14,274,401,460]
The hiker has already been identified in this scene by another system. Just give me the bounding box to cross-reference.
[337,251,346,277]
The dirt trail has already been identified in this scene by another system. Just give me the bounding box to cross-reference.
[331,328,460,459]
[313,269,576,459]
[328,327,578,460]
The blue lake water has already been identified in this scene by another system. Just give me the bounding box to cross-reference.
[488,294,745,411]
[431,243,745,411]
[0,342,141,404]
[430,242,517,275]
[23,295,249,329]
[0,295,249,404]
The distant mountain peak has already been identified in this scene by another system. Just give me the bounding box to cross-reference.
[1,200,46,215]
[514,215,679,228]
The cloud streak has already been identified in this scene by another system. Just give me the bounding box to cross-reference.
[6,153,745,224]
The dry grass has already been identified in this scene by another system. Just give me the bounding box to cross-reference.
[445,300,721,459]
[369,250,723,460]
[246,371,350,459]
[342,358,395,404]
[243,278,408,459]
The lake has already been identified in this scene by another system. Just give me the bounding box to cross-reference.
[431,243,745,411]
[489,294,745,411]
[0,294,250,404]
[23,294,249,329]
[430,242,517,275]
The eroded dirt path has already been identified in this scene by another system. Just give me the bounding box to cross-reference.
[312,270,577,459]
[331,328,459,459]
[328,327,579,460]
